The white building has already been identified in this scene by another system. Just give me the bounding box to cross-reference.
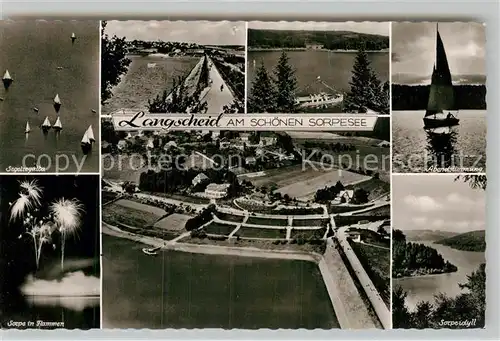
[204,183,231,199]
[245,156,257,166]
[338,190,354,203]
[192,173,209,186]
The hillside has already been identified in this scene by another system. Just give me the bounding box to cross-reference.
[403,230,459,242]
[248,29,389,50]
[435,230,486,252]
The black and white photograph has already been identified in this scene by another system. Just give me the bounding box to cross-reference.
[100,118,391,329]
[247,21,389,114]
[0,175,100,329]
[392,22,487,173]
[392,174,486,329]
[0,21,100,173]
[101,20,245,115]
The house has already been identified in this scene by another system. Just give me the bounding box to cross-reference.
[163,140,178,151]
[260,136,277,146]
[240,132,251,142]
[338,190,354,202]
[146,138,154,149]
[245,156,257,166]
[117,139,127,150]
[204,183,231,199]
[306,44,324,50]
[212,131,220,139]
[192,173,209,186]
[347,231,362,243]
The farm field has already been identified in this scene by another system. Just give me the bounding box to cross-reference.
[235,227,287,239]
[214,212,246,223]
[328,204,374,214]
[204,222,238,236]
[292,218,329,227]
[274,169,369,200]
[154,213,192,231]
[102,199,166,228]
[102,154,149,184]
[345,178,390,201]
[290,228,326,240]
[246,216,288,226]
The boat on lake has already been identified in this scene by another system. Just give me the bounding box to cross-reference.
[25,121,31,134]
[53,117,63,131]
[423,24,460,129]
[2,69,13,89]
[81,131,91,154]
[142,246,161,256]
[71,32,76,44]
[41,117,52,131]
[295,92,344,108]
[53,94,62,113]
[86,125,95,142]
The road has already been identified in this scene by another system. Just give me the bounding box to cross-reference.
[336,226,391,329]
[203,57,235,113]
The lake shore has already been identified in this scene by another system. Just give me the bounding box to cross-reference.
[249,47,388,53]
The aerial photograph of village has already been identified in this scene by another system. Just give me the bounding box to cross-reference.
[101,117,391,329]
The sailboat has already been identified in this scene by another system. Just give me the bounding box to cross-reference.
[2,70,13,89]
[71,32,76,44]
[53,117,63,131]
[25,121,31,134]
[423,24,460,129]
[41,116,52,131]
[81,131,91,154]
[53,94,62,113]
[86,125,95,142]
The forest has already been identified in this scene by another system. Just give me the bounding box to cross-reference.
[392,84,486,110]
[392,229,457,278]
[248,29,389,50]
[435,230,486,252]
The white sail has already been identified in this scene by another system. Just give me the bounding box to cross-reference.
[71,32,76,38]
[54,94,61,104]
[42,117,51,128]
[3,70,12,80]
[86,125,95,141]
[54,117,63,129]
[81,131,90,144]
[25,121,31,133]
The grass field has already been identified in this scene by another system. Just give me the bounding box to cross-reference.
[350,241,390,307]
[102,191,119,204]
[345,178,390,201]
[290,228,326,240]
[102,200,166,228]
[334,215,389,228]
[102,154,148,184]
[273,168,369,200]
[353,204,390,217]
[328,204,374,214]
[234,201,278,214]
[292,218,329,227]
[235,227,287,239]
[143,192,211,204]
[154,213,191,231]
[204,222,238,236]
[246,216,289,226]
[214,212,246,223]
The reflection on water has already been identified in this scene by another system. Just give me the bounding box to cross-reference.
[425,126,458,169]
[25,295,100,312]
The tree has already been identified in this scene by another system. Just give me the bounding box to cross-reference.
[351,188,369,204]
[148,76,207,113]
[101,21,132,104]
[455,175,487,190]
[273,51,299,113]
[248,61,276,113]
[343,47,385,114]
[392,286,411,328]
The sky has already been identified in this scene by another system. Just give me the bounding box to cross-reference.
[393,175,485,234]
[104,20,246,45]
[248,21,389,36]
[392,22,486,85]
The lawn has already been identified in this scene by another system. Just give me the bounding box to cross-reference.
[349,241,390,308]
[292,218,329,227]
[345,178,390,201]
[102,191,119,204]
[246,216,289,226]
[143,192,210,204]
[102,154,148,184]
[235,227,287,239]
[334,215,389,228]
[204,222,238,236]
[274,169,369,200]
[328,204,374,214]
[214,212,246,223]
[154,213,192,231]
[102,200,166,228]
[353,204,390,217]
[290,228,326,240]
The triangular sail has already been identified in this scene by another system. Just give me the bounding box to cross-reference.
[54,117,62,129]
[81,131,90,144]
[3,70,12,80]
[25,121,31,133]
[42,117,51,128]
[86,125,95,141]
[426,26,455,117]
[54,94,61,104]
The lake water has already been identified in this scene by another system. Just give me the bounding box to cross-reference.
[0,21,100,173]
[392,110,487,173]
[101,55,199,115]
[102,235,339,329]
[393,241,485,311]
[247,50,389,97]
[1,295,100,329]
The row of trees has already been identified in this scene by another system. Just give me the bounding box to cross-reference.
[302,141,357,152]
[314,181,345,202]
[393,263,486,328]
[248,29,389,51]
[392,229,457,278]
[185,204,216,231]
[392,84,487,110]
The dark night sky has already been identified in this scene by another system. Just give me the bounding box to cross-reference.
[0,175,100,304]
